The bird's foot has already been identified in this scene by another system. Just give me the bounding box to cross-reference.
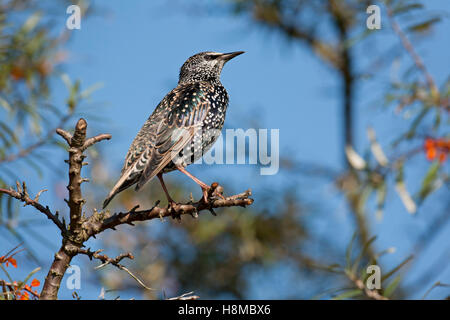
[201,182,225,204]
[201,187,209,203]
[167,200,181,220]
[213,183,226,200]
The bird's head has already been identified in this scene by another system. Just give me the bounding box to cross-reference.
[179,51,244,84]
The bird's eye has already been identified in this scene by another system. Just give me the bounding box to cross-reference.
[204,55,215,61]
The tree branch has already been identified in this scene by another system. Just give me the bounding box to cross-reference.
[41,118,112,300]
[0,182,66,233]
[83,187,253,239]
[167,291,200,300]
[82,134,112,151]
[386,6,438,96]
[66,119,88,235]
[76,247,154,291]
[77,248,134,267]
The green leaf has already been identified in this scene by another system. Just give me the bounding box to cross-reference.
[79,82,104,99]
[22,12,42,33]
[352,236,377,274]
[332,289,362,300]
[346,232,358,270]
[392,3,423,15]
[382,255,413,281]
[375,182,387,220]
[61,73,72,90]
[384,275,401,298]
[18,267,41,290]
[408,17,441,33]
[416,161,440,203]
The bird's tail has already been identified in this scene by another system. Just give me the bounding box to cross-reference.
[102,177,136,209]
[102,191,116,209]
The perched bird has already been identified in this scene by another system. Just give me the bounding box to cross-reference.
[103,51,244,209]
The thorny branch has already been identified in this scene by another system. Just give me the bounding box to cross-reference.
[0,182,66,233]
[77,248,134,267]
[75,248,154,290]
[0,118,254,299]
[83,186,253,239]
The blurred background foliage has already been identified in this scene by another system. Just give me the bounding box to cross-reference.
[0,0,449,299]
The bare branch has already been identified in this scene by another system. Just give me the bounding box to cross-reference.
[82,134,112,150]
[83,186,253,239]
[77,247,133,266]
[167,291,200,300]
[76,247,154,291]
[55,128,72,145]
[41,118,112,299]
[0,184,65,232]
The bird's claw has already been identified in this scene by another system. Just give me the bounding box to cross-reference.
[168,201,181,220]
[201,182,225,204]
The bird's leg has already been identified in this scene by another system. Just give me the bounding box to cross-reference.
[157,173,176,207]
[176,165,210,203]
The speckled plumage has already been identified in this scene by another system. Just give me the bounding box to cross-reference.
[103,51,243,208]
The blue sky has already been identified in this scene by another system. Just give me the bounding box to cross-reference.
[2,0,449,299]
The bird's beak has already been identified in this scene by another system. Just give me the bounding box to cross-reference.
[220,51,245,62]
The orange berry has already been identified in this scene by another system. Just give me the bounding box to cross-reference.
[426,147,436,161]
[7,257,17,268]
[19,292,29,300]
[424,138,435,150]
[31,279,40,287]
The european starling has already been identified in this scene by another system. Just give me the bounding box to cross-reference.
[103,51,244,209]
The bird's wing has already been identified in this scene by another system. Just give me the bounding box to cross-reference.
[103,82,211,208]
[135,82,211,190]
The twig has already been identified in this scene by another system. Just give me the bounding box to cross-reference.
[77,248,133,267]
[167,291,200,300]
[82,134,112,151]
[76,247,154,291]
[0,183,66,232]
[55,128,72,145]
[386,5,445,111]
